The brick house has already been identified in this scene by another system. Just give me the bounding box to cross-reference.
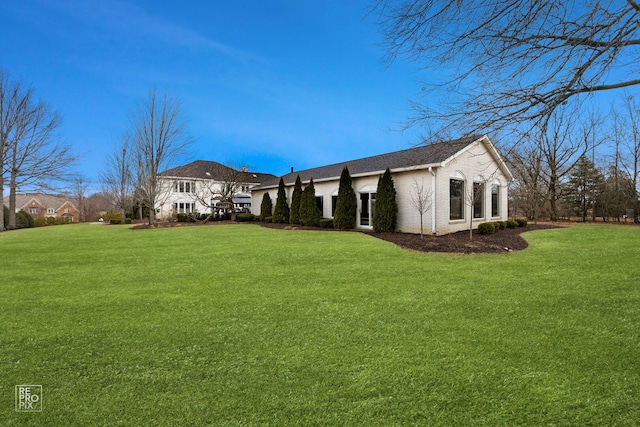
[13,193,80,223]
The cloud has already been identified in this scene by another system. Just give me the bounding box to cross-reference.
[41,0,262,62]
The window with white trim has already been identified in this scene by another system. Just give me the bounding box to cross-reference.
[173,202,196,213]
[491,184,500,217]
[174,181,196,193]
[449,179,464,220]
[473,181,484,219]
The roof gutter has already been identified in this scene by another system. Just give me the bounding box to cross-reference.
[430,166,437,235]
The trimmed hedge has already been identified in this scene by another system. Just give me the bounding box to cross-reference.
[480,219,528,235]
[15,210,34,229]
[319,218,334,229]
[237,213,256,222]
[34,216,72,227]
[478,222,496,235]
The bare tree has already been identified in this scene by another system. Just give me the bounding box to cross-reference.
[372,1,640,136]
[463,179,486,241]
[515,109,601,221]
[71,177,90,222]
[409,177,432,238]
[612,95,640,222]
[0,70,19,232]
[188,163,251,222]
[129,89,192,226]
[101,138,135,223]
[507,143,545,223]
[0,69,76,230]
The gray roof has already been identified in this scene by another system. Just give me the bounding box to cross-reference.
[160,160,275,184]
[255,135,482,189]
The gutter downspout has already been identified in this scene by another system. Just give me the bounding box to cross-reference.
[429,167,437,234]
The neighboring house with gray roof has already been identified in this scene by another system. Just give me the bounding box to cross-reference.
[155,160,275,219]
[13,193,79,223]
[251,135,514,235]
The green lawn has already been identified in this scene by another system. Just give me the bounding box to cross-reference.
[1,223,639,426]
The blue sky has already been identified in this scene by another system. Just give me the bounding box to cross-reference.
[0,0,424,190]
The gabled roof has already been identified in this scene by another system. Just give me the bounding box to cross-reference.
[255,135,507,189]
[159,160,275,184]
[14,194,78,212]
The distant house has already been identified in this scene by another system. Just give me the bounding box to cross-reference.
[251,135,514,235]
[155,160,275,219]
[13,193,80,223]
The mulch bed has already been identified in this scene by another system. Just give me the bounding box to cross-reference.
[134,220,562,254]
[260,222,562,254]
[366,224,562,254]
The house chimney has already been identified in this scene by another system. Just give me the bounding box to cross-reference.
[291,166,294,173]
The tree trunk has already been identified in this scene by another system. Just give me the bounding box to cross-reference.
[0,178,4,232]
[8,170,17,230]
[548,173,558,221]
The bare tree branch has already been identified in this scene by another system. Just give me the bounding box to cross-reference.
[129,89,192,226]
[372,0,640,135]
[0,68,76,230]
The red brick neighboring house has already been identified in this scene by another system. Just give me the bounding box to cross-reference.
[13,193,80,223]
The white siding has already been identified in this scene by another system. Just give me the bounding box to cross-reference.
[251,137,511,235]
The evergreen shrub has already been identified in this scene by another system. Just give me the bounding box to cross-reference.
[478,222,496,235]
[16,210,34,229]
[494,221,506,230]
[272,177,290,223]
[259,193,272,221]
[299,178,321,226]
[373,168,398,232]
[333,167,357,229]
[319,218,334,228]
[237,213,255,222]
[290,175,303,225]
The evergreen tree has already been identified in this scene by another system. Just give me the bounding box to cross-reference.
[272,177,290,223]
[299,178,321,226]
[333,166,357,229]
[290,175,303,224]
[373,167,398,232]
[563,155,604,222]
[259,192,272,221]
